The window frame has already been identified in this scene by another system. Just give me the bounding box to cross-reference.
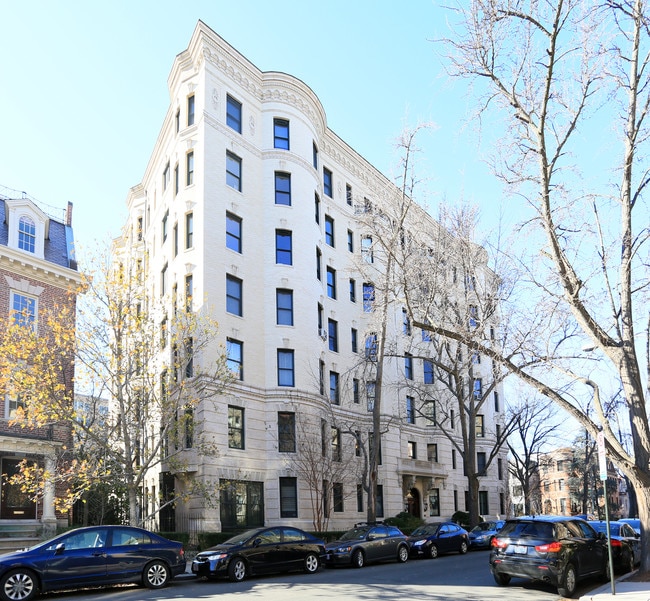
[275,229,293,265]
[226,274,243,316]
[276,288,294,326]
[226,151,242,191]
[228,405,245,450]
[274,171,291,206]
[226,94,242,133]
[226,338,243,380]
[226,212,242,253]
[277,349,295,387]
[273,118,290,149]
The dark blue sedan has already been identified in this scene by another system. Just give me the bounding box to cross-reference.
[0,525,185,601]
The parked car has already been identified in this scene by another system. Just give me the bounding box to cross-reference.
[0,525,185,601]
[489,516,609,598]
[192,526,325,582]
[407,522,469,558]
[619,518,641,536]
[589,521,640,573]
[324,523,409,568]
[468,520,505,550]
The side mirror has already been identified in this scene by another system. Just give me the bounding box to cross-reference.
[55,543,65,555]
[253,538,262,547]
[367,534,376,541]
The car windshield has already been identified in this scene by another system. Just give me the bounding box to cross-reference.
[471,523,494,533]
[411,525,438,536]
[223,529,262,545]
[340,527,371,541]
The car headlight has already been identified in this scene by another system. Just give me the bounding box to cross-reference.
[204,553,229,562]
[413,540,426,547]
[335,545,352,554]
[475,536,486,542]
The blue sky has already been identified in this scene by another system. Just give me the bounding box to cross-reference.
[0,0,503,251]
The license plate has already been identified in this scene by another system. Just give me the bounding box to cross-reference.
[513,545,527,555]
[191,564,199,572]
[326,554,331,560]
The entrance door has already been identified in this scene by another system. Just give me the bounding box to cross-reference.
[407,488,421,518]
[1,458,36,519]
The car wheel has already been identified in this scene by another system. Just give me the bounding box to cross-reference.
[397,545,409,563]
[428,544,438,559]
[601,556,611,582]
[304,552,319,573]
[459,540,468,554]
[0,569,38,601]
[626,551,635,574]
[557,564,577,598]
[493,572,511,586]
[352,549,365,568]
[143,560,170,589]
[228,557,247,582]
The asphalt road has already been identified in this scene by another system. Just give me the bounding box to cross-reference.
[36,549,598,601]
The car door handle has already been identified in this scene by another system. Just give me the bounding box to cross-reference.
[92,551,106,557]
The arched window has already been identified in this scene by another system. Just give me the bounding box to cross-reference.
[18,216,36,253]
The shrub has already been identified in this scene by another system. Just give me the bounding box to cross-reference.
[384,512,424,535]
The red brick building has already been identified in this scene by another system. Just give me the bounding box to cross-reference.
[0,187,81,533]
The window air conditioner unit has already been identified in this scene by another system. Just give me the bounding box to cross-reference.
[318,328,328,340]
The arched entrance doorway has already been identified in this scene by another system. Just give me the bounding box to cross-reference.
[407,487,421,518]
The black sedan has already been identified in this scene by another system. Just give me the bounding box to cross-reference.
[590,520,640,573]
[324,523,409,568]
[407,522,469,558]
[191,526,325,582]
[0,525,185,601]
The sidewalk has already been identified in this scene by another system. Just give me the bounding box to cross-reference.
[579,573,650,601]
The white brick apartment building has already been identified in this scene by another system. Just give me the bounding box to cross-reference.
[118,20,508,533]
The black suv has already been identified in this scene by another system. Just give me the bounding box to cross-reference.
[324,523,409,568]
[489,516,609,598]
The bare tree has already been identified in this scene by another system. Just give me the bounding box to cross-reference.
[423,0,650,572]
[507,393,563,515]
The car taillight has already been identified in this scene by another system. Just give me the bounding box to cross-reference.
[180,547,185,559]
[491,538,508,549]
[610,539,622,548]
[535,541,562,553]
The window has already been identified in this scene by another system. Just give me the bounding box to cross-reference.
[228,406,244,449]
[276,289,293,326]
[365,333,377,361]
[428,443,438,462]
[369,432,382,465]
[429,489,440,517]
[498,458,503,480]
[349,278,356,302]
[366,381,376,412]
[404,353,413,379]
[479,491,489,515]
[185,274,193,312]
[494,391,500,412]
[471,352,481,364]
[323,167,332,197]
[476,414,485,437]
[226,151,242,191]
[275,172,291,205]
[450,409,455,429]
[186,151,194,186]
[351,328,358,353]
[347,229,354,252]
[326,266,336,298]
[328,319,338,352]
[477,452,487,474]
[452,449,457,469]
[174,164,179,196]
[226,274,243,316]
[161,263,168,296]
[558,478,565,491]
[422,326,432,342]
[329,372,340,404]
[325,215,335,246]
[313,142,319,169]
[407,441,417,459]
[185,212,193,249]
[279,477,297,518]
[160,316,168,349]
[278,412,296,453]
[406,396,415,424]
[163,162,170,190]
[226,339,243,380]
[353,379,360,404]
[376,485,384,517]
[184,337,194,378]
[187,94,195,126]
[7,395,27,419]
[276,229,292,265]
[469,304,479,328]
[11,293,36,328]
[346,184,352,206]
[274,118,290,149]
[175,108,180,133]
[331,427,341,460]
[226,212,242,252]
[473,378,483,399]
[277,349,295,386]
[173,223,178,256]
[314,193,320,224]
[316,247,322,280]
[226,94,242,133]
[423,359,434,384]
[333,483,344,512]
[357,484,364,512]
[361,236,373,263]
[363,283,375,312]
[220,479,264,530]
[136,217,143,241]
[402,308,411,335]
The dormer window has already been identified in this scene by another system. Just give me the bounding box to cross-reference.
[18,216,36,253]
